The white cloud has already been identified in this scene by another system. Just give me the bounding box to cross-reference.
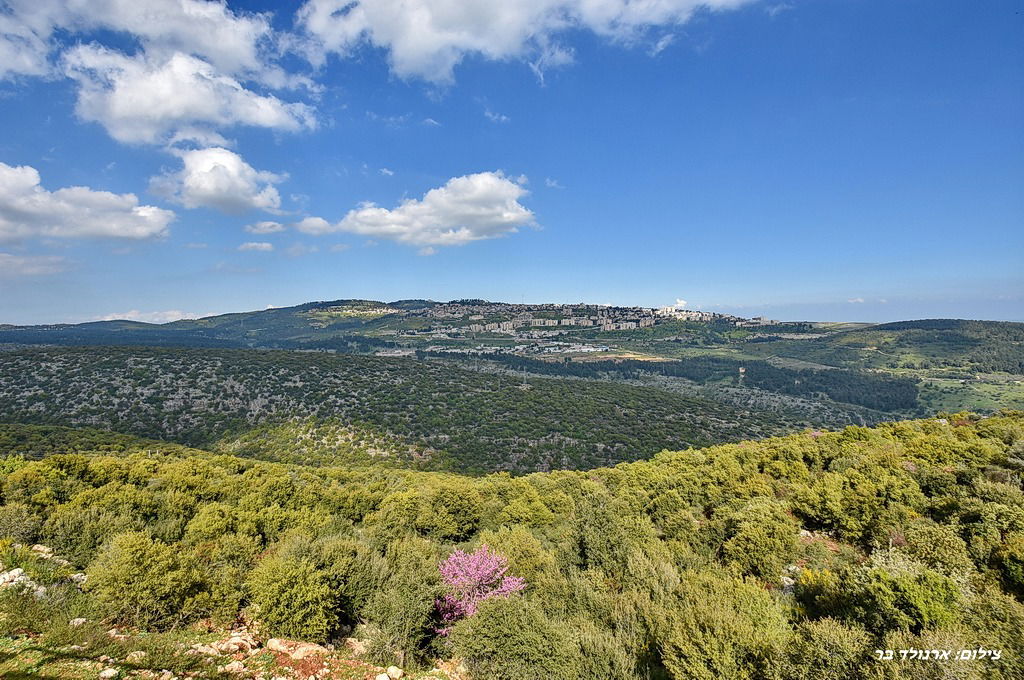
[366,111,410,127]
[150,147,286,214]
[0,252,67,276]
[245,220,286,234]
[379,167,394,176]
[544,177,564,189]
[62,46,316,145]
[96,309,198,323]
[0,161,174,242]
[295,171,535,249]
[649,34,675,56]
[766,3,794,17]
[294,216,334,235]
[329,243,351,252]
[0,0,293,84]
[484,109,510,123]
[0,11,51,79]
[297,0,753,82]
[238,241,274,251]
[847,297,865,304]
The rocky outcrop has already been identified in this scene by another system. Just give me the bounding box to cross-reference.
[0,566,47,599]
[265,638,329,661]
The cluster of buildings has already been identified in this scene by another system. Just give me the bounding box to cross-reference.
[734,316,782,327]
[414,302,669,336]
[363,300,792,341]
[655,307,727,322]
[461,314,659,334]
[421,341,611,357]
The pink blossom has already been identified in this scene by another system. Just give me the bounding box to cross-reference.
[434,544,525,635]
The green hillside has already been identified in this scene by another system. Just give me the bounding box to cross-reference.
[0,346,798,474]
[0,414,1021,679]
[2,301,1021,421]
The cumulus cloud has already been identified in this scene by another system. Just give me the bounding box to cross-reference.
[297,0,753,82]
[0,161,174,242]
[62,46,316,145]
[0,252,67,277]
[293,216,333,235]
[96,309,199,323]
[238,241,274,251]
[295,171,534,249]
[847,297,865,304]
[150,147,286,214]
[245,220,286,234]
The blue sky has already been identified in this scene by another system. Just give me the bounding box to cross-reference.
[0,0,1021,324]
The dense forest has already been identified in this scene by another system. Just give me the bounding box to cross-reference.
[426,352,921,412]
[3,305,1021,428]
[0,346,794,474]
[0,413,1022,679]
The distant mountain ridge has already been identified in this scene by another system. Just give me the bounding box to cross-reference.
[2,297,1020,346]
[2,300,1021,422]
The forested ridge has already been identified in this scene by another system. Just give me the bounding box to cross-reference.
[423,351,921,412]
[0,414,1023,679]
[4,307,1022,426]
[0,346,800,474]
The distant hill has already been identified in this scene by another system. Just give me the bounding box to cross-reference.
[0,298,423,349]
[0,345,801,474]
[3,301,1021,421]
[2,300,1020,373]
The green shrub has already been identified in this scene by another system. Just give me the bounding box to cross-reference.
[43,504,139,566]
[183,502,236,544]
[192,532,261,625]
[452,596,579,680]
[995,531,1024,598]
[416,481,483,541]
[247,552,336,642]
[796,564,961,634]
[86,531,204,629]
[960,586,1024,680]
[781,618,870,680]
[363,537,442,668]
[0,503,42,543]
[572,617,642,680]
[660,571,789,680]
[476,526,555,582]
[902,521,973,577]
[717,498,797,580]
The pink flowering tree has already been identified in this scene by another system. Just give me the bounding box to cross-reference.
[435,544,526,635]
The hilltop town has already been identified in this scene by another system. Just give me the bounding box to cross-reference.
[313,300,785,340]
